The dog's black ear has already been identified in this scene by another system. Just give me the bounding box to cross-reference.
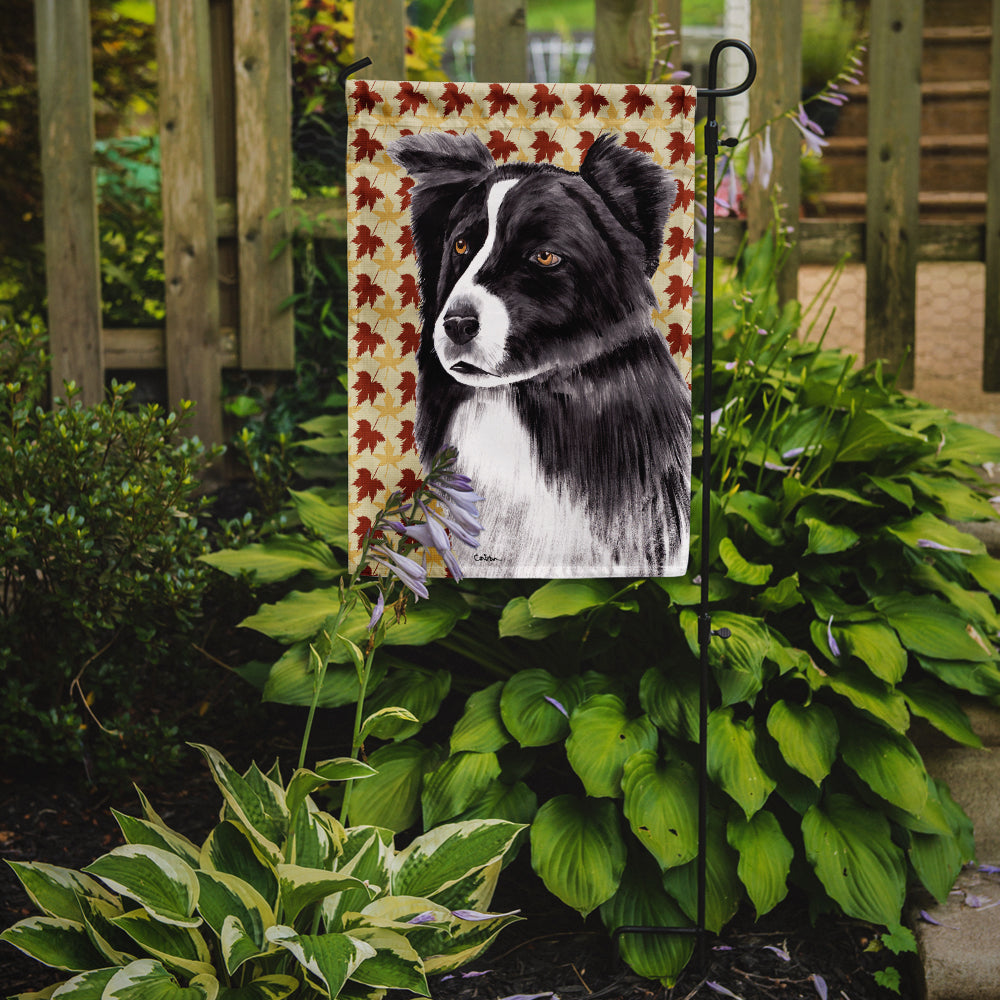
[580,133,677,277]
[388,132,495,324]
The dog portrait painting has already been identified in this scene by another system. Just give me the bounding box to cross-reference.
[347,81,696,578]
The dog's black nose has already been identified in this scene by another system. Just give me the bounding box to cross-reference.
[443,314,479,345]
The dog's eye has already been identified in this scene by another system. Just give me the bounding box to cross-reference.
[454,238,469,255]
[533,250,561,267]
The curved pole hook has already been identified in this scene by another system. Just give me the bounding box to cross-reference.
[700,38,757,99]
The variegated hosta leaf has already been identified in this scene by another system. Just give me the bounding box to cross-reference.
[288,802,343,870]
[276,864,376,925]
[48,966,118,997]
[110,908,214,978]
[214,975,300,1000]
[621,751,699,871]
[112,810,201,868]
[450,681,511,754]
[345,926,429,995]
[5,862,117,922]
[727,810,793,918]
[565,695,658,799]
[421,907,522,975]
[102,958,218,999]
[323,830,393,931]
[265,926,376,998]
[200,822,278,910]
[77,894,136,966]
[706,707,776,819]
[285,760,376,822]
[220,915,270,979]
[0,916,107,971]
[765,700,838,786]
[83,845,200,928]
[529,795,626,917]
[391,820,524,900]
[425,859,501,915]
[195,870,274,973]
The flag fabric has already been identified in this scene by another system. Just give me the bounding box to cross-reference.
[347,80,696,578]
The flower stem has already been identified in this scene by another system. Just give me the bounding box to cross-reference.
[340,643,377,826]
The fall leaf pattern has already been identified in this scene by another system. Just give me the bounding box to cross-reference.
[347,79,696,570]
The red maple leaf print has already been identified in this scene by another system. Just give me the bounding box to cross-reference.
[354,514,374,544]
[353,81,383,114]
[353,370,384,406]
[351,127,383,162]
[353,418,385,453]
[353,321,384,356]
[398,176,415,210]
[485,83,517,116]
[532,131,562,163]
[668,131,695,165]
[575,84,609,116]
[673,179,695,212]
[667,226,694,260]
[441,82,473,116]
[623,85,654,118]
[667,322,692,355]
[396,82,428,115]
[353,176,384,211]
[397,419,415,453]
[623,131,654,154]
[577,130,597,156]
[487,130,518,163]
[353,467,385,504]
[396,467,423,498]
[398,370,417,405]
[666,273,693,310]
[353,223,384,259]
[399,321,420,355]
[669,85,697,119]
[353,273,383,308]
[532,84,563,117]
[398,273,420,308]
[397,225,414,259]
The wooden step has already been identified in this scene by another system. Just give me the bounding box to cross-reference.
[922,25,993,83]
[813,190,987,222]
[833,80,991,138]
[922,0,992,28]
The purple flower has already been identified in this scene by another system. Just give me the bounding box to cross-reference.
[451,908,520,921]
[747,125,774,190]
[791,104,829,156]
[369,544,429,600]
[389,512,464,581]
[407,911,438,925]
[706,983,742,999]
[827,615,841,658]
[544,695,569,718]
[812,974,828,1000]
[763,944,790,961]
[917,538,973,555]
[367,590,385,631]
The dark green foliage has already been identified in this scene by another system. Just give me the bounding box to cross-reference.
[0,317,219,783]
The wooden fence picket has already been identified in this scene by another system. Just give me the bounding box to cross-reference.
[984,0,1000,390]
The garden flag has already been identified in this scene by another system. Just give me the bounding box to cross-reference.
[347,79,696,578]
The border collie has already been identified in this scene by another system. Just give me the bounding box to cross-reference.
[387,131,690,577]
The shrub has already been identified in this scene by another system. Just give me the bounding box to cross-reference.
[0,317,219,783]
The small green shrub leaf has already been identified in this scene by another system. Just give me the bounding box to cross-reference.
[727,811,793,917]
[707,708,776,818]
[811,662,910,732]
[450,682,511,754]
[566,695,658,799]
[681,610,771,706]
[526,579,617,618]
[195,871,273,972]
[530,795,626,917]
[499,670,584,747]
[765,700,838,786]
[621,751,699,870]
[265,925,375,997]
[835,621,907,684]
[839,719,929,816]
[802,794,905,926]
[0,916,107,972]
[719,537,772,585]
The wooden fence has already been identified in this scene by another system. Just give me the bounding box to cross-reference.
[33,0,1000,445]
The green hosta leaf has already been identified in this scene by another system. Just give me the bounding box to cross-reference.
[5,862,118,922]
[808,661,910,732]
[621,751,698,871]
[200,822,278,910]
[565,695,658,799]
[103,959,218,1000]
[906,472,998,521]
[655,573,737,606]
[802,793,906,926]
[362,667,451,740]
[935,421,1000,464]
[498,597,564,639]
[680,610,770,706]
[910,562,1000,633]
[803,517,859,556]
[216,975,299,1000]
[839,718,929,816]
[765,701,838,786]
[530,795,626,917]
[874,594,995,662]
[901,680,982,748]
[526,579,617,618]
[421,751,502,828]
[265,926,375,998]
[346,926,428,994]
[661,810,741,933]
[886,512,985,556]
[360,706,421,742]
[866,474,914,509]
[450,682,511,754]
[727,811,793,917]
[967,553,1000,597]
[288,488,349,545]
[916,655,1000,697]
[200,535,340,583]
[835,621,907,684]
[83,846,200,928]
[393,820,524,900]
[277,865,374,925]
[909,829,965,905]
[725,490,784,545]
[707,708,776,818]
[499,670,584,747]
[112,812,201,868]
[755,573,804,614]
[0,916,106,971]
[835,410,927,463]
[599,853,694,987]
[453,779,538,827]
[639,664,699,742]
[718,537,772,586]
[261,643,387,709]
[111,909,214,978]
[347,740,441,832]
[285,759,376,822]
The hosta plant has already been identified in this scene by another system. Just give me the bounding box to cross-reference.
[1,744,523,999]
